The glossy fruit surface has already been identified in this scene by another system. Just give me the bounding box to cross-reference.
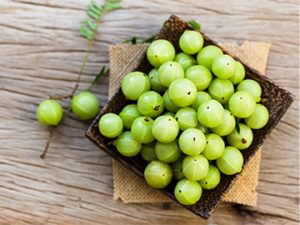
[114,131,141,157]
[175,52,196,70]
[192,91,212,111]
[227,123,253,150]
[36,100,63,126]
[229,61,245,85]
[199,165,221,190]
[152,115,179,143]
[216,146,244,175]
[179,128,206,156]
[208,78,234,104]
[175,107,198,130]
[228,91,256,118]
[237,79,262,102]
[137,91,164,118]
[174,179,202,205]
[144,161,173,188]
[201,133,225,160]
[147,40,176,67]
[168,78,197,107]
[245,104,269,129]
[211,109,236,136]
[211,55,236,79]
[148,68,166,92]
[163,90,180,113]
[99,113,123,138]
[197,100,224,128]
[155,141,181,163]
[179,30,204,55]
[158,61,184,87]
[121,71,151,100]
[71,91,99,120]
[196,45,223,70]
[131,116,154,144]
[182,155,209,181]
[172,156,185,180]
[140,142,157,162]
[119,104,142,129]
[185,65,212,91]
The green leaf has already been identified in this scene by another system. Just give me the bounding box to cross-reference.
[235,117,240,133]
[88,65,110,90]
[90,0,101,10]
[123,36,137,44]
[87,9,101,20]
[88,2,102,19]
[80,0,122,42]
[84,18,98,31]
[87,1,103,19]
[188,19,202,31]
[105,2,122,10]
[107,0,122,3]
[123,33,157,45]
[142,33,157,43]
[80,26,94,40]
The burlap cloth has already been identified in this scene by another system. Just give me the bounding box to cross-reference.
[109,42,271,206]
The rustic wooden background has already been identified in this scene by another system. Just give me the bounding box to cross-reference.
[0,0,299,224]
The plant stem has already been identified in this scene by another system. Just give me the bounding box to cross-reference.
[40,127,54,159]
[50,41,94,100]
[70,40,94,97]
[50,6,105,100]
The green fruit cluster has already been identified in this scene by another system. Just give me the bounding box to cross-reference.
[99,30,269,206]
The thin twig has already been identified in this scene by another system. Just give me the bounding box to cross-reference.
[40,127,54,159]
[39,0,122,160]
[70,41,94,97]
[50,41,94,100]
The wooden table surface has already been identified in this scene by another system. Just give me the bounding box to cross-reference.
[0,0,299,224]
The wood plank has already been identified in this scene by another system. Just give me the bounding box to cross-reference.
[0,0,298,224]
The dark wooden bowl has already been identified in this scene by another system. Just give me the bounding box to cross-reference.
[86,15,294,219]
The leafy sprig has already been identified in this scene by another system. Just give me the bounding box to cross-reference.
[87,65,110,90]
[123,33,158,45]
[80,0,122,41]
[50,0,122,100]
[44,0,122,159]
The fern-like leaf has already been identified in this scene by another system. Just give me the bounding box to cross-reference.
[80,26,95,40]
[80,0,122,41]
[105,2,122,10]
[107,0,122,3]
[84,18,98,31]
[87,65,110,90]
[88,2,102,20]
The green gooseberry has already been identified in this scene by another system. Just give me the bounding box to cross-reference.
[140,142,157,162]
[171,155,185,180]
[174,179,202,205]
[99,113,123,138]
[199,165,221,190]
[144,160,173,189]
[216,146,244,175]
[114,131,141,157]
[36,99,63,126]
[71,91,100,120]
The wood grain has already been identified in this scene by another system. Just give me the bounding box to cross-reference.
[0,0,298,224]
